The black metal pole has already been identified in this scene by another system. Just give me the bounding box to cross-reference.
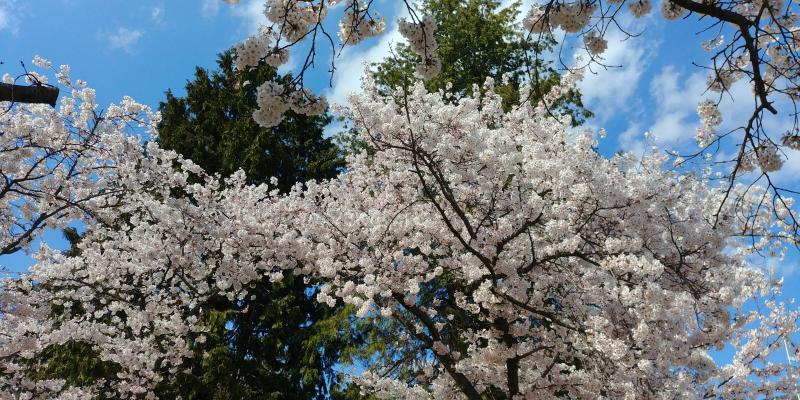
[0,83,59,107]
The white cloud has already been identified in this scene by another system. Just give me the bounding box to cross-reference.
[577,29,652,124]
[324,27,404,109]
[617,121,647,156]
[0,8,8,31]
[764,255,799,281]
[324,2,408,109]
[771,148,800,185]
[150,4,165,24]
[617,63,753,153]
[644,66,706,146]
[230,0,265,34]
[0,0,20,34]
[642,64,797,165]
[107,27,144,54]
[320,24,405,139]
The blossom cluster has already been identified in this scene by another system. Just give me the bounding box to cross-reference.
[338,1,387,45]
[398,16,441,80]
[696,99,722,148]
[251,81,326,127]
[518,0,798,178]
[289,76,800,398]
[233,28,287,71]
[660,0,686,20]
[3,59,798,398]
[263,0,325,42]
[784,133,800,150]
[582,30,607,56]
[755,142,783,172]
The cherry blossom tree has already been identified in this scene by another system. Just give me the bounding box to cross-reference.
[0,58,158,258]
[1,58,799,398]
[225,0,800,244]
[285,73,800,399]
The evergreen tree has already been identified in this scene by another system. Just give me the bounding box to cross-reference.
[371,0,590,122]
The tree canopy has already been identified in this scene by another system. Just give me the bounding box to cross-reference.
[1,62,798,398]
[1,0,800,398]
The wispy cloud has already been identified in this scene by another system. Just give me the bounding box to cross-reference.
[642,64,799,183]
[617,121,648,157]
[773,149,800,185]
[106,27,144,54]
[763,255,799,281]
[204,0,264,35]
[0,0,21,34]
[325,28,403,109]
[150,4,165,25]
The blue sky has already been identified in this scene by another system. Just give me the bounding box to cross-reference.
[1,0,799,314]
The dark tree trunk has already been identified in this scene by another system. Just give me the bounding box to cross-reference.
[0,83,59,107]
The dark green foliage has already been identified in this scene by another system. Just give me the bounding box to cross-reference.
[371,0,590,122]
[153,276,366,399]
[27,341,120,390]
[61,226,82,257]
[158,51,343,190]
